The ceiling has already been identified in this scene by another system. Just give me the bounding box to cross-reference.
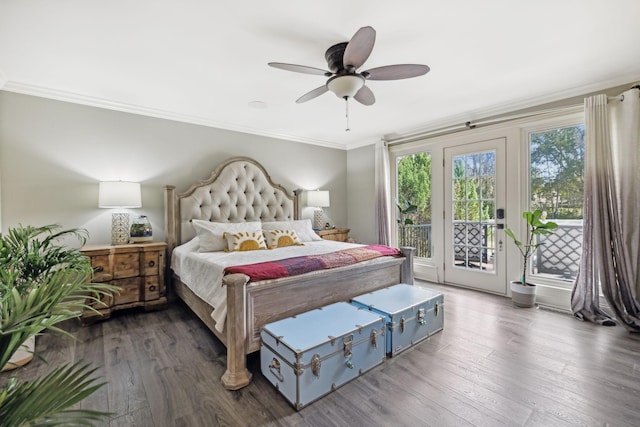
[1,1,640,150]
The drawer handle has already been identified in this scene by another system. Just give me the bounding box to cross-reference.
[148,260,155,267]
[149,285,156,292]
[94,266,104,273]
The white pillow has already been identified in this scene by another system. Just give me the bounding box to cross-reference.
[262,219,323,242]
[192,220,262,252]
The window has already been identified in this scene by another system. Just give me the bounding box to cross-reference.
[529,124,585,281]
[396,152,432,258]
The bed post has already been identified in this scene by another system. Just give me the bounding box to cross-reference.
[293,189,302,220]
[221,273,252,390]
[400,246,415,284]
[164,185,177,255]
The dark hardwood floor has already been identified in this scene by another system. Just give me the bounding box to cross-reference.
[3,281,640,427]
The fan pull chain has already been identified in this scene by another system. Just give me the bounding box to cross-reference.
[345,97,351,131]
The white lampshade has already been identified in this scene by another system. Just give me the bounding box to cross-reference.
[98,181,142,208]
[327,75,364,99]
[306,190,330,208]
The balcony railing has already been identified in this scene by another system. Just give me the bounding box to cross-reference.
[398,224,432,258]
[397,220,583,280]
[534,220,583,280]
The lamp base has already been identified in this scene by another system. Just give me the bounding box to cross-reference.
[313,209,325,230]
[111,212,130,245]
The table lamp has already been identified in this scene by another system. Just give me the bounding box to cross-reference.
[306,190,330,230]
[99,181,142,245]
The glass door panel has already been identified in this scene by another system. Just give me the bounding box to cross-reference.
[444,138,506,293]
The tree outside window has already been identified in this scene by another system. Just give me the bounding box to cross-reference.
[397,153,432,258]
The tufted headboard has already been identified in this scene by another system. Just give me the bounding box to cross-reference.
[165,157,299,254]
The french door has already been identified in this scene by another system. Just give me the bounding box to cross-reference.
[443,138,507,294]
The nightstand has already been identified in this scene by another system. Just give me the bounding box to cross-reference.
[316,228,350,242]
[80,241,167,323]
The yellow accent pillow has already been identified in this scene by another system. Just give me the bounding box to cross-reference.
[264,229,304,249]
[223,231,267,252]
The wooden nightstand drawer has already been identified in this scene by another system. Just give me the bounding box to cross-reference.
[112,277,142,305]
[113,252,140,279]
[143,276,160,301]
[142,251,160,276]
[90,255,112,282]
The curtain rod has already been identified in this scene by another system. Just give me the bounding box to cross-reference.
[385,104,580,147]
[608,84,640,103]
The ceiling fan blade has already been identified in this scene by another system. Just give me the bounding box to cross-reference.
[363,64,430,80]
[268,62,331,76]
[343,26,376,70]
[296,85,329,103]
[354,85,375,106]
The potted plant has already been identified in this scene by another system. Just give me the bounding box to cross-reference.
[504,210,558,307]
[0,224,116,424]
[0,224,92,371]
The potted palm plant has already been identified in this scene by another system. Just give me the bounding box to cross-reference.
[1,224,92,371]
[504,210,558,307]
[0,224,116,424]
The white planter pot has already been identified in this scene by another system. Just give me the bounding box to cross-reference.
[510,281,537,308]
[2,335,35,372]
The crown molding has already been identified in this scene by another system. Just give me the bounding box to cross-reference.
[1,81,348,151]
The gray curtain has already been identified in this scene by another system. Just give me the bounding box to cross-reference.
[571,89,640,330]
[375,140,391,245]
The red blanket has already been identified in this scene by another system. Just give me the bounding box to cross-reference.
[224,245,402,282]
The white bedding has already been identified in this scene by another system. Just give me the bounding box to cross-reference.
[171,238,362,332]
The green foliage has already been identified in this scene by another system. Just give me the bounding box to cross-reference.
[0,224,92,296]
[0,363,108,426]
[397,153,432,224]
[505,210,558,285]
[530,126,584,219]
[0,224,117,425]
[0,270,115,425]
[396,200,418,225]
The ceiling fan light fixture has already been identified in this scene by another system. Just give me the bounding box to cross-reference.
[327,75,365,99]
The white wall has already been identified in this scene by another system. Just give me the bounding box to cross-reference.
[346,145,376,244]
[0,91,347,246]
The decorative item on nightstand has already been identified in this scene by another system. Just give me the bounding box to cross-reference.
[130,215,153,242]
[306,189,330,230]
[98,181,142,245]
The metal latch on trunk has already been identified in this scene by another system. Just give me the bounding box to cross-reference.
[400,316,406,333]
[311,353,321,377]
[370,328,378,348]
[417,307,426,326]
[343,335,354,369]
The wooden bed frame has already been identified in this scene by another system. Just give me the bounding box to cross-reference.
[164,156,414,390]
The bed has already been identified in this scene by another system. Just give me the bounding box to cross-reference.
[164,156,414,389]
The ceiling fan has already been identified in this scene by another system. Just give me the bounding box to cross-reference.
[268,26,429,130]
